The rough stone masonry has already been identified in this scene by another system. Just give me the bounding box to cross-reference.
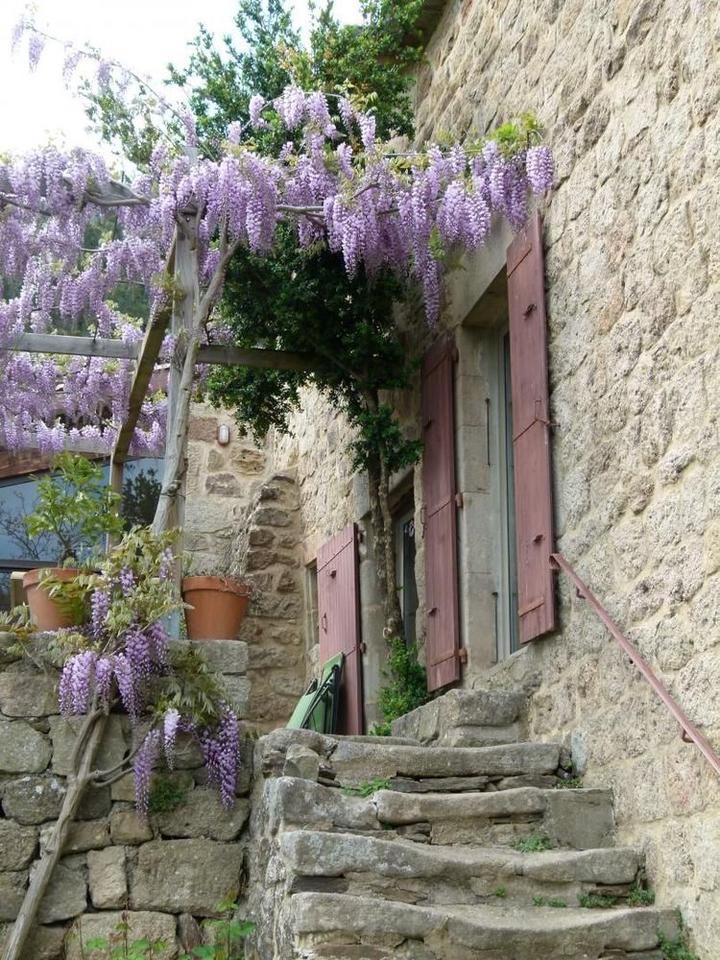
[0,634,252,960]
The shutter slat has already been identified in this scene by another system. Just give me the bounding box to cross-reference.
[506,211,557,643]
[421,337,461,691]
[317,523,364,733]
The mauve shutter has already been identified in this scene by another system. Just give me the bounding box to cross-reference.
[317,523,364,734]
[421,336,461,691]
[506,211,557,643]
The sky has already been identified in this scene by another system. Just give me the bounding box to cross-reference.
[1,0,362,154]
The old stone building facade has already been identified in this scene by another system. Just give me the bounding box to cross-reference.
[182,0,720,955]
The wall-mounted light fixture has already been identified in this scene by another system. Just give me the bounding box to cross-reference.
[217,423,231,446]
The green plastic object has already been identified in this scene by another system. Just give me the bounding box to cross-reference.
[287,652,344,733]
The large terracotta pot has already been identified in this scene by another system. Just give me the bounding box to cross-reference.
[182,576,251,642]
[23,567,82,631]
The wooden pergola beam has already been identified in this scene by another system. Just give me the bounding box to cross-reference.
[2,333,322,372]
[110,240,177,484]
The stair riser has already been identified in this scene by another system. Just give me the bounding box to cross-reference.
[291,873,637,908]
[297,936,666,960]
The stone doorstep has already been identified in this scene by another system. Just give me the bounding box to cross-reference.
[391,689,527,744]
[291,894,680,955]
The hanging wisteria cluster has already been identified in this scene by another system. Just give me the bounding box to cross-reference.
[52,529,240,816]
[1,19,553,454]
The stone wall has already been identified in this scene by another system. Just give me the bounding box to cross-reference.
[0,636,252,960]
[412,0,720,955]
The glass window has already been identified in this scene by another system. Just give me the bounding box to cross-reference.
[0,457,163,611]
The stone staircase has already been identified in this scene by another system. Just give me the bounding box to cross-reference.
[245,691,679,959]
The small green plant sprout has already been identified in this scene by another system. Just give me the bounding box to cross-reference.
[178,899,256,960]
[81,914,167,959]
[627,884,656,907]
[658,917,700,960]
[512,834,555,853]
[342,777,392,797]
[24,452,124,565]
[554,776,584,790]
[147,774,188,815]
[492,886,507,899]
[532,896,567,908]
[577,892,619,909]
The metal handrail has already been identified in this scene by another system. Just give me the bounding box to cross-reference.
[550,552,720,778]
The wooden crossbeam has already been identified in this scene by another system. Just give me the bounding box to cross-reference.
[2,332,321,372]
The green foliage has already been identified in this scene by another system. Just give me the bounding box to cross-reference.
[178,900,256,960]
[342,777,391,797]
[577,893,619,909]
[627,884,656,907]
[511,834,554,853]
[492,886,507,899]
[43,527,180,636]
[659,929,700,960]
[371,635,430,734]
[24,453,123,564]
[147,775,188,814]
[532,896,567,908]
[554,777,584,790]
[157,643,230,727]
[81,916,167,960]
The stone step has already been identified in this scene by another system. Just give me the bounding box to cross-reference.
[281,830,642,907]
[325,739,561,786]
[264,779,615,849]
[291,893,679,959]
[374,786,615,849]
[391,689,528,748]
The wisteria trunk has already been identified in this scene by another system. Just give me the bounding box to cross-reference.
[367,456,403,641]
[1,712,108,960]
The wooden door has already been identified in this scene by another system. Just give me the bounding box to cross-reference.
[317,524,364,734]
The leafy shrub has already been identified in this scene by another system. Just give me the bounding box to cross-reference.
[371,635,430,735]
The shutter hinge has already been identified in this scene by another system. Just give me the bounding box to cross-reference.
[455,492,464,509]
[458,648,468,665]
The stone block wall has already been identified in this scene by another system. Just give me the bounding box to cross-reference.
[0,637,252,959]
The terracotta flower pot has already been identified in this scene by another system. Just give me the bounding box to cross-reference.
[182,576,251,642]
[23,567,82,631]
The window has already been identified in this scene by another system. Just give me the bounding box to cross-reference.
[0,457,163,611]
[394,500,419,645]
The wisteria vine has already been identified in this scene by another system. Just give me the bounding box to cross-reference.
[51,528,239,816]
[1,18,553,456]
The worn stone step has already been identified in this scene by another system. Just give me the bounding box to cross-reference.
[292,893,679,960]
[392,689,527,748]
[325,740,561,786]
[263,778,614,849]
[281,831,641,906]
[374,786,616,849]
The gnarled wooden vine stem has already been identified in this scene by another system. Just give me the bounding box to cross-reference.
[1,713,108,960]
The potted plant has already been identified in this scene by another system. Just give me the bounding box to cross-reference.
[182,564,251,642]
[22,453,124,630]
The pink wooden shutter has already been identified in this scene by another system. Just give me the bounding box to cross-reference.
[421,337,461,691]
[507,211,557,643]
[317,523,364,734]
